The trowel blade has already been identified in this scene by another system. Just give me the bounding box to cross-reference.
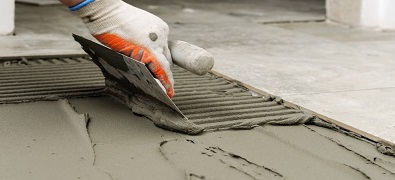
[72,34,184,116]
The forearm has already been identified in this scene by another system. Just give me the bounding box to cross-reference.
[59,0,85,7]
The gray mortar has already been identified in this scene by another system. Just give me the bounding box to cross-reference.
[0,57,105,104]
[2,96,395,180]
[105,79,204,135]
[377,143,395,156]
[1,55,394,157]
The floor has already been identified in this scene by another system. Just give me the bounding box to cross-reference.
[2,97,395,180]
[1,0,394,143]
[1,1,395,179]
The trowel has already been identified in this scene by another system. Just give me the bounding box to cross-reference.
[73,34,214,135]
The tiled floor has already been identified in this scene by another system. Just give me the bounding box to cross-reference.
[1,0,394,143]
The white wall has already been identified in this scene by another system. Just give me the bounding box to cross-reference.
[327,0,395,30]
[0,0,15,35]
[326,0,362,27]
[378,0,395,29]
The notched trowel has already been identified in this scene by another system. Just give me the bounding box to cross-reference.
[73,34,211,135]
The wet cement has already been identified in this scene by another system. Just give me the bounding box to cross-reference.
[0,56,105,103]
[4,48,322,134]
[106,79,204,134]
[1,55,394,150]
[1,97,394,179]
[72,35,205,134]
[0,55,319,134]
[0,100,109,180]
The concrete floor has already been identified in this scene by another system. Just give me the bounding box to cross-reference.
[1,0,394,143]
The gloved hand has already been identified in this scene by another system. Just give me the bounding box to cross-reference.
[72,0,174,97]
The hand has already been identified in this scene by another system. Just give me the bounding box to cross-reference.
[73,0,174,97]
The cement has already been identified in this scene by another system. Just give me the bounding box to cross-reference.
[2,1,395,179]
[5,0,395,143]
[0,56,105,103]
[69,97,186,180]
[73,36,205,134]
[106,79,204,135]
[171,67,315,131]
[1,55,392,144]
[0,100,109,180]
[1,55,393,147]
[2,96,394,179]
[73,36,317,134]
[0,55,311,133]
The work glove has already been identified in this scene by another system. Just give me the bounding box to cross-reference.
[72,0,174,97]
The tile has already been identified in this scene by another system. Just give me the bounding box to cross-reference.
[284,88,395,143]
[210,44,395,96]
[139,0,325,23]
[346,40,395,56]
[0,39,85,57]
[273,22,395,42]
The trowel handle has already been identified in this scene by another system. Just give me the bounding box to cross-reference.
[168,40,214,75]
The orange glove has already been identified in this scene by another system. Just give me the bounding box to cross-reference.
[73,0,174,97]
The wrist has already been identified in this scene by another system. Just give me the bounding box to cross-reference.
[69,0,96,11]
[73,0,126,34]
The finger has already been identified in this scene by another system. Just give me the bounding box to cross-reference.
[144,55,174,98]
[131,48,144,61]
[163,43,173,65]
[95,33,137,57]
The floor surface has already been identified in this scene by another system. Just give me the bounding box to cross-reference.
[1,0,393,143]
[2,97,395,180]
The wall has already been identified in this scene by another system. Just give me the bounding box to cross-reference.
[0,0,15,35]
[327,0,395,30]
